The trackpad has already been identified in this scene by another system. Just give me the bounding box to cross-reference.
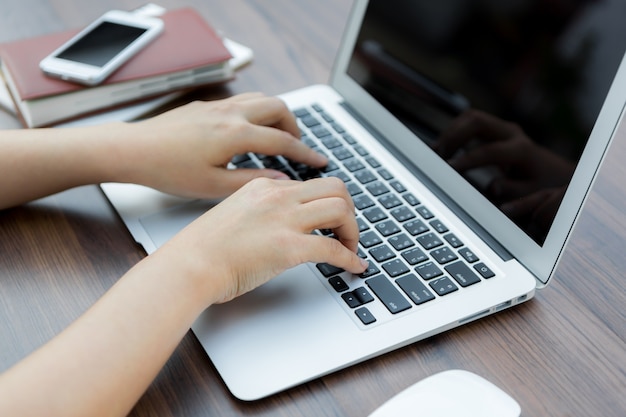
[139,199,220,248]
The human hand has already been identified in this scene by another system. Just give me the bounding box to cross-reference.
[158,176,368,305]
[116,92,327,199]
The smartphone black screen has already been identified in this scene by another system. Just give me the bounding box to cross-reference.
[56,21,147,67]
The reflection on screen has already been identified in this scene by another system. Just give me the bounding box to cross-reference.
[57,22,146,67]
[347,0,626,245]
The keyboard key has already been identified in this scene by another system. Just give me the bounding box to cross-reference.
[297,167,322,180]
[445,261,481,287]
[369,244,396,262]
[300,115,320,128]
[429,219,448,233]
[389,180,406,193]
[359,230,383,248]
[402,193,420,206]
[342,292,361,308]
[343,158,365,172]
[333,147,353,160]
[311,126,331,138]
[459,248,479,263]
[293,108,309,118]
[354,169,377,184]
[381,258,410,277]
[354,145,369,156]
[231,153,251,164]
[429,276,458,296]
[356,217,370,232]
[342,133,357,145]
[401,247,428,265]
[363,207,388,223]
[431,246,459,264]
[355,307,377,325]
[320,136,342,149]
[415,261,443,280]
[354,286,375,303]
[326,170,351,182]
[329,276,349,292]
[474,262,495,279]
[366,181,390,196]
[365,156,380,168]
[354,194,375,210]
[233,158,258,169]
[388,233,415,251]
[396,274,436,305]
[316,263,344,277]
[366,275,412,314]
[416,205,434,219]
[347,182,364,196]
[375,220,401,237]
[404,219,429,236]
[331,122,345,134]
[260,156,284,170]
[390,206,416,222]
[320,113,333,123]
[444,233,464,248]
[378,168,393,180]
[417,232,443,250]
[379,194,403,209]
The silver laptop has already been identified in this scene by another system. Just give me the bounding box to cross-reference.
[101,0,626,400]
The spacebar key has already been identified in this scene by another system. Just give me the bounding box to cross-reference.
[366,275,412,314]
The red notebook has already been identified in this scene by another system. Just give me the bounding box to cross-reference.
[0,8,233,127]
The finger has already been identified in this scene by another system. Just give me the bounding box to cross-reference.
[305,234,368,274]
[292,177,354,209]
[238,96,301,138]
[232,125,328,168]
[297,196,360,252]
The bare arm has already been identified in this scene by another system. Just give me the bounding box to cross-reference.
[0,177,368,417]
[0,93,327,210]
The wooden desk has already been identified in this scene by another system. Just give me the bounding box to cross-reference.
[1,1,625,416]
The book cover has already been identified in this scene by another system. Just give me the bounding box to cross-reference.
[0,7,234,127]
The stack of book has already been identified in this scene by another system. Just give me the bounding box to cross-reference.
[0,7,246,128]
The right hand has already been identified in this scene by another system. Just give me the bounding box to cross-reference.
[157,176,368,305]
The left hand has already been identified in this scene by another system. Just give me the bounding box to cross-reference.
[114,92,327,198]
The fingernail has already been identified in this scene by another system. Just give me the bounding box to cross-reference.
[360,258,369,270]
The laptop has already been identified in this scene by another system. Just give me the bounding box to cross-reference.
[101,0,626,400]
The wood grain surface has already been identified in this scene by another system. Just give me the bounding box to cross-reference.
[1,1,624,416]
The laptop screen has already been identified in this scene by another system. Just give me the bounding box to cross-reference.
[347,0,626,245]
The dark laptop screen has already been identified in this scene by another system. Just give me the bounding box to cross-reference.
[347,0,626,245]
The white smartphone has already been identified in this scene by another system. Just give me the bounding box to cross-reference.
[39,10,164,86]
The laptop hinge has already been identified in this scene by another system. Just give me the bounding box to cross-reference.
[340,101,513,262]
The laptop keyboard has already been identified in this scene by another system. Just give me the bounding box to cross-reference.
[231,103,497,327]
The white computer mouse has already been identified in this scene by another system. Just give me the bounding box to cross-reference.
[368,369,521,417]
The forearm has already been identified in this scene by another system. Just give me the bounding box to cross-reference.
[0,248,211,417]
[0,123,133,209]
